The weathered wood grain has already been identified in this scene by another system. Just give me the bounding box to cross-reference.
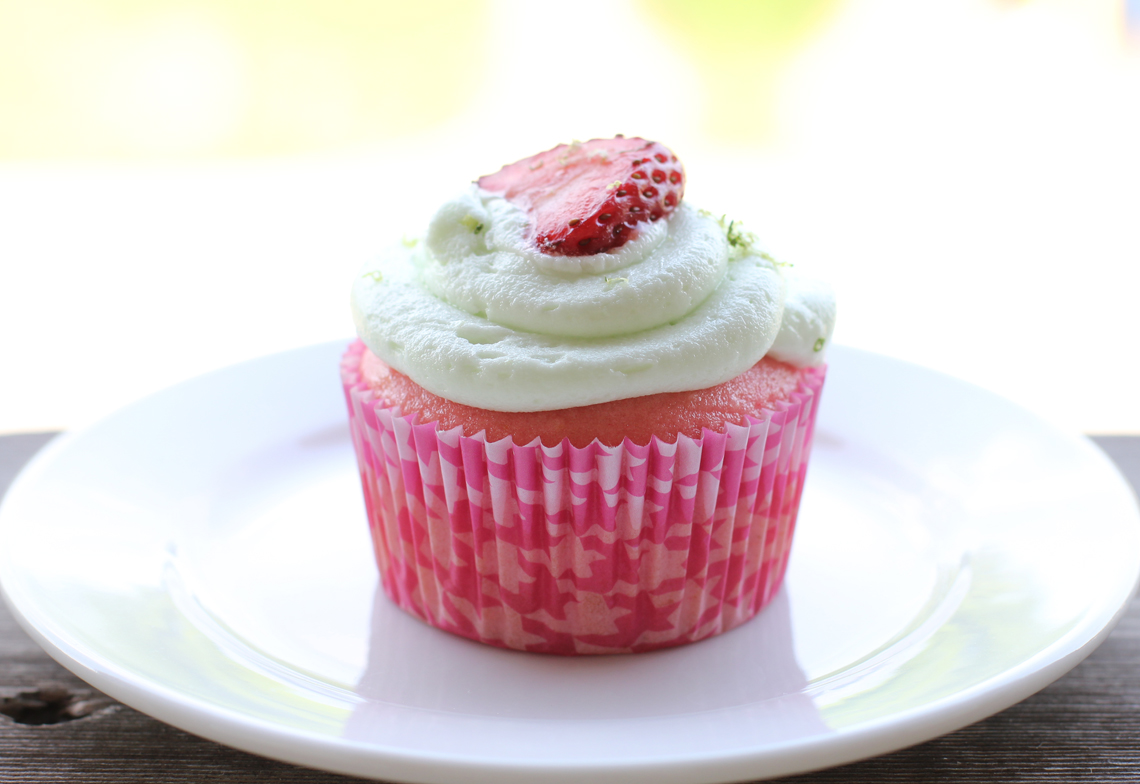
[1,433,1137,783]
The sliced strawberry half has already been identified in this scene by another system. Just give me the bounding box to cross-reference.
[476,136,685,256]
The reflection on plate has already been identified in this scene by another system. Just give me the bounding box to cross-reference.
[1,343,1137,784]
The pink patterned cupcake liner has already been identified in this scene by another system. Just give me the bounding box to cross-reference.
[341,339,826,655]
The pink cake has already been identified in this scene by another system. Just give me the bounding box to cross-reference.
[344,137,835,654]
[358,346,808,448]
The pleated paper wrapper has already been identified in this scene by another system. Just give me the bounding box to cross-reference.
[341,340,826,655]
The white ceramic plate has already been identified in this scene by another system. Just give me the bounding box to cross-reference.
[2,343,1138,784]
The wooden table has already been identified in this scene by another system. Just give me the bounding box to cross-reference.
[2,432,1139,783]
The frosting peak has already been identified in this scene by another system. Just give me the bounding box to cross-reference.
[417,186,727,339]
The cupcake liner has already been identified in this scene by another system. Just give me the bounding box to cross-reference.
[341,339,826,655]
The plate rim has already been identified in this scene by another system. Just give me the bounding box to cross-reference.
[2,340,1138,784]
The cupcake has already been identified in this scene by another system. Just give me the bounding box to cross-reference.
[343,137,835,655]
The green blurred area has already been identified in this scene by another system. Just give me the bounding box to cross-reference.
[642,0,842,142]
[646,0,839,48]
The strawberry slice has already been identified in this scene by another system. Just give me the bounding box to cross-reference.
[477,136,685,256]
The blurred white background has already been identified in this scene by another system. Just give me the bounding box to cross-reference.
[1,0,1138,433]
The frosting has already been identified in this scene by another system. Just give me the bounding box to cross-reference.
[351,187,834,413]
[767,270,836,367]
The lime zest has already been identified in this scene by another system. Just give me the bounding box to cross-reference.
[459,215,485,234]
[362,270,384,283]
[813,337,825,352]
[715,213,759,258]
[725,218,753,250]
[704,213,794,266]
